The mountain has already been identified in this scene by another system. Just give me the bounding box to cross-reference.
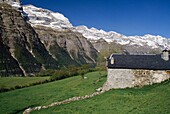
[23,5,97,66]
[23,5,73,29]
[23,5,170,54]
[74,26,169,48]
[33,26,97,67]
[0,3,98,76]
[0,3,60,76]
[73,26,168,54]
[1,2,168,76]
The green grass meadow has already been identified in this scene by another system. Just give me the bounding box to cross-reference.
[0,77,50,89]
[0,71,106,114]
[34,80,170,114]
[0,71,170,114]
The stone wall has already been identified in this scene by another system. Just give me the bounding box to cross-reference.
[23,91,106,114]
[102,69,170,91]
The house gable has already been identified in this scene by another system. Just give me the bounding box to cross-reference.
[102,53,170,90]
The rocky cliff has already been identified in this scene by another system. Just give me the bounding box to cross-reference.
[0,3,98,76]
[34,26,98,67]
[0,3,59,76]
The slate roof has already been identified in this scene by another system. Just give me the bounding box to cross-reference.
[107,54,170,70]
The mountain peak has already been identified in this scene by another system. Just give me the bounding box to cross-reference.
[23,4,170,50]
[74,26,170,49]
[23,5,73,29]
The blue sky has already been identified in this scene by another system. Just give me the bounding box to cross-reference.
[22,0,170,38]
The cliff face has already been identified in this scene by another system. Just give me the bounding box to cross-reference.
[0,3,58,76]
[0,42,24,76]
[0,3,23,76]
[34,26,98,67]
[0,3,98,76]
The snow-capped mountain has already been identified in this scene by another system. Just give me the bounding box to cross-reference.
[23,5,73,29]
[23,5,170,50]
[73,26,170,49]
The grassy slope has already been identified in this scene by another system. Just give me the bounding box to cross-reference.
[0,77,50,89]
[0,71,106,114]
[34,80,170,114]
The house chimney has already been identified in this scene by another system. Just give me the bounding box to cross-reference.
[111,57,114,64]
[161,49,169,61]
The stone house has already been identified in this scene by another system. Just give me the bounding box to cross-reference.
[102,50,170,91]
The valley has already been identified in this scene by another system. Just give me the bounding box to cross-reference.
[0,71,107,114]
[33,80,170,114]
[1,71,170,114]
[0,1,170,114]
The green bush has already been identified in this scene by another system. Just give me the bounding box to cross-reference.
[50,64,95,81]
[38,69,55,76]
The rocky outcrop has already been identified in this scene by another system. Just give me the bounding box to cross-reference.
[0,3,58,76]
[34,26,98,66]
[91,39,125,53]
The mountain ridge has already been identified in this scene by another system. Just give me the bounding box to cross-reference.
[0,3,97,76]
[23,5,170,51]
[23,5,73,29]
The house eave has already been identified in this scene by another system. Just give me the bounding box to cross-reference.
[107,67,170,71]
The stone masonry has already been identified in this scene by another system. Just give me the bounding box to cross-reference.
[102,69,170,91]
